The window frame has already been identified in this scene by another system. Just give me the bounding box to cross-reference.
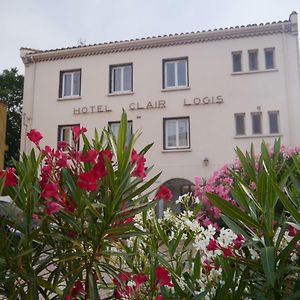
[108,120,133,142]
[163,117,190,150]
[57,124,80,150]
[264,48,275,69]
[268,111,279,134]
[109,63,133,94]
[248,49,259,71]
[162,57,189,89]
[251,112,262,135]
[232,51,242,72]
[59,69,81,98]
[234,113,246,136]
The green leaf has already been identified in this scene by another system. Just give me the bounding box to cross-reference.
[261,246,275,288]
[88,272,101,300]
[207,193,263,231]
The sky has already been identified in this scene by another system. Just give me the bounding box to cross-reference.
[1,0,300,74]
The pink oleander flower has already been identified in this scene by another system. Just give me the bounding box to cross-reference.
[27,129,43,145]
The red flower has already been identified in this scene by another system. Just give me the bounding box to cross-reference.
[131,154,146,180]
[155,185,172,201]
[27,129,43,145]
[41,182,59,199]
[233,234,245,250]
[80,150,99,163]
[71,126,87,141]
[93,160,108,178]
[99,149,113,162]
[113,272,131,286]
[155,266,173,287]
[207,239,219,251]
[58,141,69,150]
[133,273,148,288]
[223,246,234,257]
[72,280,85,296]
[0,167,17,187]
[131,149,139,163]
[45,201,61,215]
[288,225,298,237]
[156,295,164,300]
[77,171,98,191]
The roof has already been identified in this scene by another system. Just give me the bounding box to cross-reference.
[20,12,298,65]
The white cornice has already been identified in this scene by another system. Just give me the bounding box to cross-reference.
[21,21,295,64]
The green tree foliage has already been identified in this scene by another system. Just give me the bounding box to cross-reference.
[0,68,24,167]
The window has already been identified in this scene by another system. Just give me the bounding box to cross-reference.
[268,111,279,134]
[109,64,133,93]
[108,121,132,143]
[235,113,245,135]
[232,52,242,72]
[251,112,262,134]
[265,48,275,69]
[164,117,190,149]
[59,70,81,98]
[248,50,258,71]
[163,58,188,89]
[58,125,79,150]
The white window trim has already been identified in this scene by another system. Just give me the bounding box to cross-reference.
[62,71,80,98]
[164,59,188,89]
[111,64,132,93]
[58,125,78,150]
[164,118,190,150]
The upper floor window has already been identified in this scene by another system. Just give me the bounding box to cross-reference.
[163,58,188,89]
[59,70,81,98]
[109,64,133,93]
[108,121,132,143]
[164,117,190,150]
[251,112,262,134]
[234,113,245,135]
[268,111,279,134]
[265,48,275,69]
[58,124,79,150]
[248,50,258,71]
[232,52,242,72]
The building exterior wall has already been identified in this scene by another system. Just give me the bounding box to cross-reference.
[0,102,8,170]
[20,13,300,189]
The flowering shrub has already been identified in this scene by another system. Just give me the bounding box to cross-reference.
[195,142,300,229]
[0,112,172,299]
[1,113,300,300]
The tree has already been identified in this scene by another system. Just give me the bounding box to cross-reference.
[0,68,23,167]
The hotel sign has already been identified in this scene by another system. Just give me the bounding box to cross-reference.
[72,96,224,114]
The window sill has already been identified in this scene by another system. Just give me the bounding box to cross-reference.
[161,86,190,92]
[107,91,134,96]
[231,69,278,75]
[234,133,282,139]
[162,148,192,153]
[57,96,82,101]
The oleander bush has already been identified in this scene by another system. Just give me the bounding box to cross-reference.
[0,111,300,299]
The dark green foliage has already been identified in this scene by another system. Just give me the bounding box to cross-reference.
[0,68,24,167]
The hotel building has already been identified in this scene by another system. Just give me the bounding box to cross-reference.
[20,12,300,211]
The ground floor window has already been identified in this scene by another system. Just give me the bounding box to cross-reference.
[58,124,79,150]
[156,178,194,218]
